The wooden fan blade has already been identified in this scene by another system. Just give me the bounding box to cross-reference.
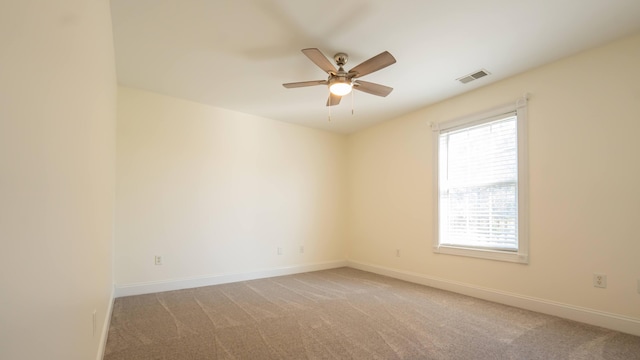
[353,80,393,97]
[283,80,327,88]
[302,48,337,74]
[326,93,342,106]
[349,51,396,78]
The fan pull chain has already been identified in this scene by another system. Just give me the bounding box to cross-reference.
[328,100,331,122]
[351,90,355,115]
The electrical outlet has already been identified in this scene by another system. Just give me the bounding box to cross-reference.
[593,273,607,288]
[154,256,163,265]
[277,247,283,255]
[396,249,400,257]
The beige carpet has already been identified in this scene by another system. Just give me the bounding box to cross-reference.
[104,268,640,359]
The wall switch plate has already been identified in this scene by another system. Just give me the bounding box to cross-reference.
[299,245,304,254]
[396,249,400,257]
[637,279,640,294]
[277,247,283,255]
[154,256,163,265]
[593,273,607,288]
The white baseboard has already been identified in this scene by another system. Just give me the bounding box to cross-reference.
[97,285,115,360]
[347,260,640,337]
[114,260,348,298]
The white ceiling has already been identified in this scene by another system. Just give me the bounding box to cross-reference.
[110,0,640,134]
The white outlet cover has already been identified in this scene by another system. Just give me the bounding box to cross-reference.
[593,274,607,288]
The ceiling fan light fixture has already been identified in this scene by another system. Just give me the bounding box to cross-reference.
[329,78,352,96]
[283,48,396,106]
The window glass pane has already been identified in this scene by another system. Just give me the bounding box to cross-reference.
[438,116,518,251]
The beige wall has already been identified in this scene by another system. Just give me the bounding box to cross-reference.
[0,1,117,360]
[348,33,640,320]
[115,87,347,286]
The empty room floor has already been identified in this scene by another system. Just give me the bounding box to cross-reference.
[104,268,640,359]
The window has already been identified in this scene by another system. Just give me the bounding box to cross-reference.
[432,99,528,263]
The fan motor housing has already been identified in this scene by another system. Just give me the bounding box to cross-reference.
[334,53,348,67]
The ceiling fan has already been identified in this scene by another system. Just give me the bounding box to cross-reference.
[283,48,396,106]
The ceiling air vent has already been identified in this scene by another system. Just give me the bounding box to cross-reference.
[457,69,491,84]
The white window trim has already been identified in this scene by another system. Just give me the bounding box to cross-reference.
[431,96,529,264]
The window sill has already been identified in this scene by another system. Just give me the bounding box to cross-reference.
[434,245,528,264]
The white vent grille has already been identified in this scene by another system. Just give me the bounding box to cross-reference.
[457,69,491,84]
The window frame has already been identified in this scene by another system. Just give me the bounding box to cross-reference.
[431,98,529,264]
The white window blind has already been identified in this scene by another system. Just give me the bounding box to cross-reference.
[438,114,518,251]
